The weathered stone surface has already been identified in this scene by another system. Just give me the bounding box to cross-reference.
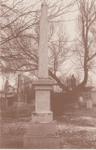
[32,112,53,123]
[91,90,96,105]
[35,87,51,112]
[0,111,2,121]
[38,1,48,78]
[32,83,53,123]
[32,1,54,123]
[86,100,93,109]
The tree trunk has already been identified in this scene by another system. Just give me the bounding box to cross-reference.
[48,70,69,91]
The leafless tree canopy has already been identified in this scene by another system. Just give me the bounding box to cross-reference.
[0,0,96,91]
[75,0,96,88]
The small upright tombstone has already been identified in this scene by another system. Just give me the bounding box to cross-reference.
[0,105,2,121]
[17,73,25,107]
[71,74,76,90]
[86,92,93,109]
[86,100,93,109]
[84,90,93,109]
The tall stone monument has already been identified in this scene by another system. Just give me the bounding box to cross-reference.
[32,0,53,123]
[24,1,60,148]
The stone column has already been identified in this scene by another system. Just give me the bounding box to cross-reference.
[38,0,48,78]
[32,1,54,123]
[24,2,58,148]
[17,73,24,107]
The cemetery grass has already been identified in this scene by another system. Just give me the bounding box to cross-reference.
[57,107,96,148]
[1,105,96,148]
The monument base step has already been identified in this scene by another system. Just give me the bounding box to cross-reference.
[24,121,61,148]
[32,111,53,123]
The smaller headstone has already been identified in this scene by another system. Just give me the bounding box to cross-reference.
[17,73,25,107]
[86,100,93,109]
[91,89,96,105]
[78,96,84,108]
[84,91,93,109]
[0,100,2,121]
[71,74,76,89]
[0,110,2,121]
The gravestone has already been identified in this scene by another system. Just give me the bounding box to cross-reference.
[83,91,93,109]
[0,111,1,120]
[91,89,96,105]
[86,92,92,109]
[24,1,60,148]
[17,73,24,107]
[32,0,54,123]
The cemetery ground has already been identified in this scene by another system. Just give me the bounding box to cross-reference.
[1,102,96,148]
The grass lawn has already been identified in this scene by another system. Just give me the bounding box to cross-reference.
[1,105,96,148]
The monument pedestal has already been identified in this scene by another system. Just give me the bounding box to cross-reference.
[24,1,60,148]
[32,79,54,123]
[24,79,59,148]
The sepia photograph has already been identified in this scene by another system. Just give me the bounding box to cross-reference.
[0,0,96,149]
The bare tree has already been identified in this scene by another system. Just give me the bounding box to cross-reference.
[0,0,76,91]
[49,29,69,73]
[76,0,96,88]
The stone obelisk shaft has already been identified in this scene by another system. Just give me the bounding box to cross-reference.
[38,2,48,78]
[32,1,53,123]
